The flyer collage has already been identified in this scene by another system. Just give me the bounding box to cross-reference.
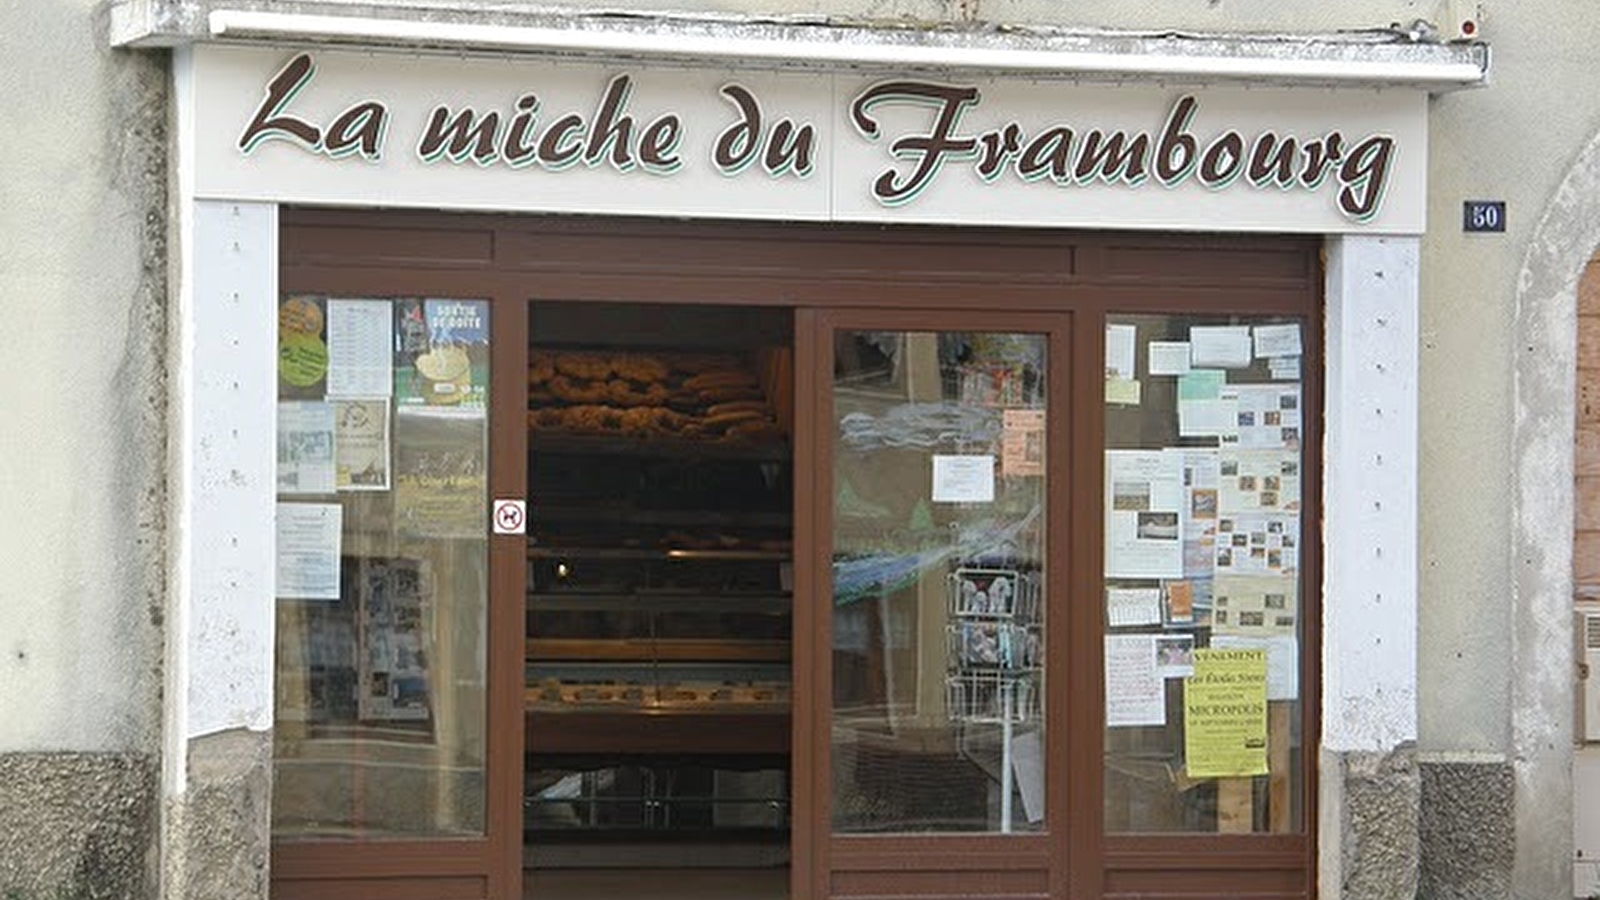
[275,294,492,725]
[1103,318,1304,780]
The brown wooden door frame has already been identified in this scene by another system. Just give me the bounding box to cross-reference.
[276,208,1323,900]
[803,307,1075,900]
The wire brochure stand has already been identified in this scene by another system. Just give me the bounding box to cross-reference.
[945,566,1042,833]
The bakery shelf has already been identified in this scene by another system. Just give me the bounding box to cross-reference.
[526,638,790,663]
[530,431,790,462]
[527,545,789,561]
[529,592,790,614]
[528,504,789,530]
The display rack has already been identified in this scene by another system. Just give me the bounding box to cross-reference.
[943,566,1042,833]
[523,395,793,838]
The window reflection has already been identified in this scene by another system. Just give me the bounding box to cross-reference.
[831,331,1047,834]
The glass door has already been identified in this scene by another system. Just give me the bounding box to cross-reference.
[803,309,1070,899]
[270,294,527,899]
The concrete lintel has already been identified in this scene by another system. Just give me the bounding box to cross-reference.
[113,2,1488,91]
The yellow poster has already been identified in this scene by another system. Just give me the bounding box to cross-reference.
[1184,647,1269,778]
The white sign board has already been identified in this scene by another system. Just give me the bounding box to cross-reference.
[191,45,1428,233]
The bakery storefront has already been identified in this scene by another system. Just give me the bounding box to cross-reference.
[171,24,1480,900]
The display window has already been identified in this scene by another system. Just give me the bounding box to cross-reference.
[274,295,493,840]
[1102,314,1309,837]
[270,211,1320,900]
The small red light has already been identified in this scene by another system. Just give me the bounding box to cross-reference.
[1461,19,1476,37]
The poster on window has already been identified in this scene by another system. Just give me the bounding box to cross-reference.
[395,299,490,411]
[277,401,336,495]
[394,410,487,539]
[1105,449,1185,578]
[355,557,433,722]
[334,399,391,491]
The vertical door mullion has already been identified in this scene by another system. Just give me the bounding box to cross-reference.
[1066,307,1105,900]
[488,293,529,899]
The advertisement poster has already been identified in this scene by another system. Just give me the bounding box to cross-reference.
[1212,574,1299,638]
[326,299,394,398]
[395,298,491,410]
[1217,448,1301,513]
[1001,409,1046,477]
[1225,384,1301,450]
[279,295,329,392]
[1184,647,1269,778]
[1105,449,1185,578]
[1213,514,1299,577]
[355,557,432,722]
[394,410,487,539]
[276,502,342,599]
[335,399,391,491]
[277,401,336,495]
[1212,634,1300,700]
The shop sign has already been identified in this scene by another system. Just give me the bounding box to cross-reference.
[192,46,1427,233]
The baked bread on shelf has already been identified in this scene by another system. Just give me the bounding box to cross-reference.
[527,348,787,444]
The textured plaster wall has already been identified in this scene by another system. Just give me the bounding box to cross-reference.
[0,0,166,893]
[0,0,167,754]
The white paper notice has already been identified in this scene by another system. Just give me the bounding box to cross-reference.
[1106,634,1166,727]
[1010,729,1046,824]
[278,401,336,495]
[1253,323,1303,358]
[1106,323,1137,379]
[932,455,996,503]
[1105,449,1186,578]
[1177,370,1238,439]
[1212,634,1299,700]
[1270,357,1302,382]
[277,502,342,600]
[1148,342,1193,376]
[1189,326,1253,369]
[1107,587,1164,627]
[326,299,394,398]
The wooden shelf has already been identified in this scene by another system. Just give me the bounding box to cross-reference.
[526,637,790,663]
[528,504,789,530]
[530,431,790,462]
[526,545,788,561]
[525,708,790,756]
[528,592,790,614]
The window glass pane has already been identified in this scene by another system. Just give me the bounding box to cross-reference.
[273,296,490,839]
[831,330,1047,834]
[1102,314,1304,834]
